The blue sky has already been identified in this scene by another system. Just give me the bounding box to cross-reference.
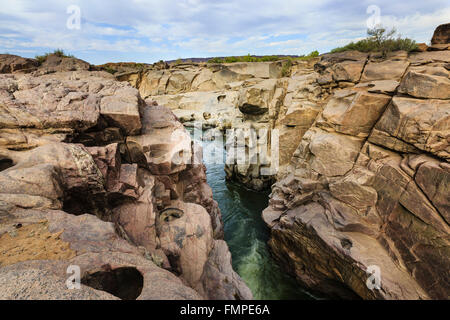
[0,0,448,64]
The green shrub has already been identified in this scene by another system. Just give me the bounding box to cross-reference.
[208,57,224,63]
[281,60,292,77]
[294,50,320,61]
[35,54,47,65]
[331,26,418,56]
[224,56,239,63]
[103,66,117,74]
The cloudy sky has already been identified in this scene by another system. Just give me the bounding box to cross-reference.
[0,0,448,64]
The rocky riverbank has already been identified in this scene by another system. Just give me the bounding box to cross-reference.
[262,25,450,299]
[0,54,251,299]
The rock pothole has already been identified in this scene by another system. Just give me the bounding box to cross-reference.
[0,157,13,171]
[81,266,144,300]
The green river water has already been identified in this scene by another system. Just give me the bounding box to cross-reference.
[194,131,312,299]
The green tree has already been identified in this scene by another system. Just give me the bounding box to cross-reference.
[367,26,396,57]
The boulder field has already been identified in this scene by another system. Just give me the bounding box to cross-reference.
[0,54,251,299]
[112,24,449,299]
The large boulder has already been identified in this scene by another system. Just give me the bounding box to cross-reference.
[398,66,450,99]
[100,86,142,135]
[431,23,450,45]
[238,79,278,115]
[360,59,409,82]
[0,209,201,300]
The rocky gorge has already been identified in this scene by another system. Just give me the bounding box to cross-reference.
[114,24,449,300]
[0,23,449,300]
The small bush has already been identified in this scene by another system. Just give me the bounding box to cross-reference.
[331,26,418,56]
[208,57,223,63]
[293,50,320,61]
[281,60,292,77]
[35,54,47,65]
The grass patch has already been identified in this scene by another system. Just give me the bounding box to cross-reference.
[35,49,75,65]
[331,26,418,56]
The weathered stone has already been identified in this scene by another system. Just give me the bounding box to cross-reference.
[354,80,399,95]
[318,89,391,137]
[369,97,450,160]
[199,240,253,300]
[238,79,278,115]
[330,60,366,82]
[224,61,283,79]
[431,23,450,45]
[307,129,364,176]
[398,68,450,99]
[0,54,38,74]
[360,60,409,82]
[100,86,142,135]
[414,159,450,224]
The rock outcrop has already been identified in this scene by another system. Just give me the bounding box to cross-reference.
[263,32,450,299]
[0,54,39,74]
[431,23,450,45]
[0,63,251,299]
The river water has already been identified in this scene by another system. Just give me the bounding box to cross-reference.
[192,129,311,300]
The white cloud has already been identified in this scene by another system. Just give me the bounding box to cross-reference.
[0,0,448,64]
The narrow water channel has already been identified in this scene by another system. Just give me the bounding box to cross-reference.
[192,129,311,300]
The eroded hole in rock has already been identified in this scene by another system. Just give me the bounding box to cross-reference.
[239,103,267,115]
[166,253,182,276]
[81,266,144,300]
[63,189,106,216]
[160,207,184,222]
[340,238,353,250]
[0,158,13,171]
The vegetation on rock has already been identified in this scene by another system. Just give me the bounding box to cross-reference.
[331,26,418,56]
[35,49,75,65]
